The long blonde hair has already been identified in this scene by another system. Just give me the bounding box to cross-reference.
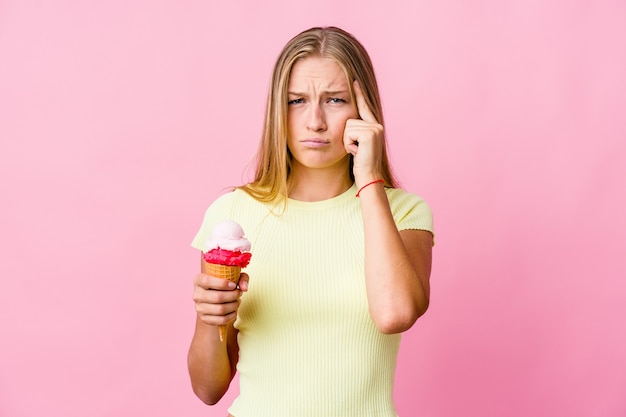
[239,26,398,202]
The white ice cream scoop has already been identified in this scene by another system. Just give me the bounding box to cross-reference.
[205,220,251,252]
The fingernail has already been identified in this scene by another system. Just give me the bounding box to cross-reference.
[228,281,237,289]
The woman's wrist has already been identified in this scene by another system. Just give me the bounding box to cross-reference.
[356,179,384,197]
[354,171,383,188]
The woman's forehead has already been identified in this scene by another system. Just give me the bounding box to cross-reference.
[288,56,349,91]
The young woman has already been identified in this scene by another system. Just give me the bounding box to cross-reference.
[188,26,434,417]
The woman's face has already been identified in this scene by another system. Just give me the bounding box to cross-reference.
[286,56,357,175]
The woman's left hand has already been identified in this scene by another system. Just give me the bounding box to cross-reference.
[344,80,384,187]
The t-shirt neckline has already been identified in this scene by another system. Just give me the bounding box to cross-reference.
[286,183,357,209]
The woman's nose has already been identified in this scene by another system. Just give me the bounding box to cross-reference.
[306,104,326,131]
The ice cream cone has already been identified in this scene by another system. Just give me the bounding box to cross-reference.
[204,261,241,282]
[204,260,241,342]
[201,220,251,342]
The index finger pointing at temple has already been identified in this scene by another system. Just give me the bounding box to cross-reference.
[353,80,378,124]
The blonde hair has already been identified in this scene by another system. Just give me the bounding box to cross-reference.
[239,26,398,202]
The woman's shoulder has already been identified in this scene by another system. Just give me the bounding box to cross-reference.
[209,187,249,204]
[204,186,279,221]
[192,188,264,250]
[384,187,433,232]
[205,187,262,209]
[385,187,429,207]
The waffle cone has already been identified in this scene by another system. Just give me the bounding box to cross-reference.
[203,260,241,342]
[204,261,241,282]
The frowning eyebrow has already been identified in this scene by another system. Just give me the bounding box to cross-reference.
[287,90,350,96]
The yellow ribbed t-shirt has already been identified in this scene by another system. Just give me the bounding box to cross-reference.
[191,184,433,417]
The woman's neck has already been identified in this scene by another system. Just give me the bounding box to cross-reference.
[287,167,353,202]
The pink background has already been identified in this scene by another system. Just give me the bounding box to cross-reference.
[1,1,625,416]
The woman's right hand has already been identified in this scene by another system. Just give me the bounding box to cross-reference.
[192,272,249,326]
[189,269,247,404]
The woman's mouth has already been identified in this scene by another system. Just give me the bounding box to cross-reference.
[300,138,330,148]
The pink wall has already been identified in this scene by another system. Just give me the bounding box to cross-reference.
[1,1,625,416]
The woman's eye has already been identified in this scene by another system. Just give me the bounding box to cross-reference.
[288,98,304,105]
[328,98,346,104]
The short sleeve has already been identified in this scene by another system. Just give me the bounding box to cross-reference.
[190,191,238,252]
[386,188,434,237]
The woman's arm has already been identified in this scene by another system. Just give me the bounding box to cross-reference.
[345,81,432,334]
[187,256,246,404]
[358,185,433,334]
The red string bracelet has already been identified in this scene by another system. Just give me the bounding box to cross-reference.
[356,179,384,197]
